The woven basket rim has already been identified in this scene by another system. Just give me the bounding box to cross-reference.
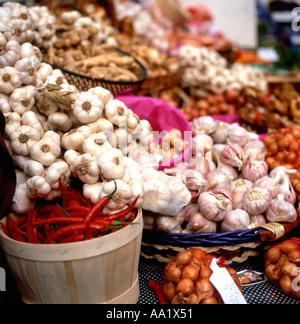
[142,227,264,247]
[45,48,148,86]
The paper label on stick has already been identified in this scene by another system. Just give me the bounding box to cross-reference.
[209,258,247,305]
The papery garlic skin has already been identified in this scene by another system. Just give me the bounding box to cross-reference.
[29,136,61,167]
[198,190,233,222]
[71,153,100,184]
[26,175,52,199]
[219,143,245,170]
[184,169,208,192]
[227,125,250,147]
[23,159,45,178]
[249,215,267,229]
[10,85,35,115]
[46,159,71,190]
[0,66,22,95]
[104,99,129,127]
[142,180,172,213]
[191,116,218,135]
[221,209,250,232]
[73,92,104,124]
[231,179,253,209]
[156,214,184,234]
[83,182,103,205]
[243,187,272,216]
[97,148,125,180]
[10,125,41,156]
[266,195,298,223]
[242,158,268,183]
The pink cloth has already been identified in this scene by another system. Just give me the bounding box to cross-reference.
[116,95,192,170]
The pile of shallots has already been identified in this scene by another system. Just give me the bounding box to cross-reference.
[144,116,300,234]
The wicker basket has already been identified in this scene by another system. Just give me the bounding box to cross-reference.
[141,219,300,265]
[47,49,148,96]
[138,66,185,96]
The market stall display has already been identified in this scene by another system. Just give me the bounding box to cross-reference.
[0,0,300,306]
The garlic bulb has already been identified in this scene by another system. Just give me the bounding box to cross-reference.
[83,182,103,205]
[266,195,298,223]
[244,140,266,161]
[142,180,172,213]
[104,99,129,127]
[4,112,21,139]
[241,156,268,182]
[73,92,104,124]
[97,148,125,180]
[26,175,52,199]
[23,159,45,178]
[198,190,233,222]
[82,132,112,158]
[99,179,133,210]
[191,116,218,135]
[21,111,45,138]
[46,159,71,189]
[163,176,192,216]
[0,93,11,113]
[156,214,184,234]
[0,66,22,95]
[29,136,61,167]
[221,209,250,233]
[206,170,233,190]
[184,213,217,234]
[71,153,100,184]
[249,215,267,228]
[10,125,41,156]
[184,169,208,193]
[211,121,229,144]
[9,85,35,115]
[219,143,244,170]
[62,126,92,151]
[88,86,113,105]
[47,112,72,134]
[192,134,214,156]
[231,179,253,209]
[227,125,250,147]
[14,57,37,86]
[243,187,272,216]
[0,40,20,68]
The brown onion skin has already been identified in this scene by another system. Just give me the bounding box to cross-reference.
[264,238,300,299]
[162,248,243,304]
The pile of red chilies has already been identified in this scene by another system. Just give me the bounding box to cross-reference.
[0,180,139,244]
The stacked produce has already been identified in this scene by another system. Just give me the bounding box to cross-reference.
[0,2,57,50]
[178,45,268,95]
[263,127,300,202]
[264,238,300,299]
[145,117,299,234]
[162,249,243,304]
[238,84,300,133]
[0,2,191,226]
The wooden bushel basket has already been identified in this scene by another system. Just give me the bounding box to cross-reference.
[0,210,143,304]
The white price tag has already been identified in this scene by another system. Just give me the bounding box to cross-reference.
[209,258,247,305]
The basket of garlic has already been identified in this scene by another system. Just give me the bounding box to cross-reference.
[141,116,300,265]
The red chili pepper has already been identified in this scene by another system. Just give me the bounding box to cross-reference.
[148,280,168,304]
[44,222,107,244]
[60,233,85,244]
[106,196,139,221]
[84,181,117,223]
[38,205,69,218]
[7,214,26,243]
[0,222,10,238]
[27,209,38,244]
